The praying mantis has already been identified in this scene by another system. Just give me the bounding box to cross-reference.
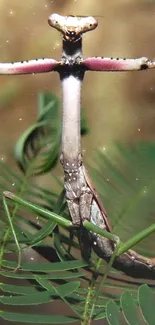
[2,13,155,279]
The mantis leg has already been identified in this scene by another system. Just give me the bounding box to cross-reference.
[82,56,155,71]
[0,59,59,75]
[63,163,93,259]
[79,166,155,279]
[84,219,155,279]
[78,191,93,261]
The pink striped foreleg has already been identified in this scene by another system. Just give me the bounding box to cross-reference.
[82,56,155,71]
[0,58,60,75]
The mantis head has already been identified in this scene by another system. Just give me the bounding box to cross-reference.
[48,13,98,42]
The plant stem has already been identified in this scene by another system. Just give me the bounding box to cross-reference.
[82,258,102,325]
[82,221,121,323]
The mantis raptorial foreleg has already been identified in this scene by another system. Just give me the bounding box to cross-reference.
[62,161,155,279]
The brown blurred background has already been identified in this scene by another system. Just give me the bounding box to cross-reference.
[1,1,155,324]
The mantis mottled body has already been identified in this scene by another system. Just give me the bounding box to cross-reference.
[2,13,155,278]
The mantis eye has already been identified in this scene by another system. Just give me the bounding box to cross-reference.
[48,13,61,29]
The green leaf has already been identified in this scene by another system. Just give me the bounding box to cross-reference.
[0,311,79,323]
[2,259,88,272]
[138,284,155,325]
[28,220,57,246]
[121,290,139,325]
[34,276,79,293]
[0,283,40,295]
[0,270,84,280]
[14,92,60,175]
[94,310,106,320]
[106,300,121,325]
[0,281,80,305]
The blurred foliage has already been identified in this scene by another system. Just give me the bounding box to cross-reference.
[0,93,155,324]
